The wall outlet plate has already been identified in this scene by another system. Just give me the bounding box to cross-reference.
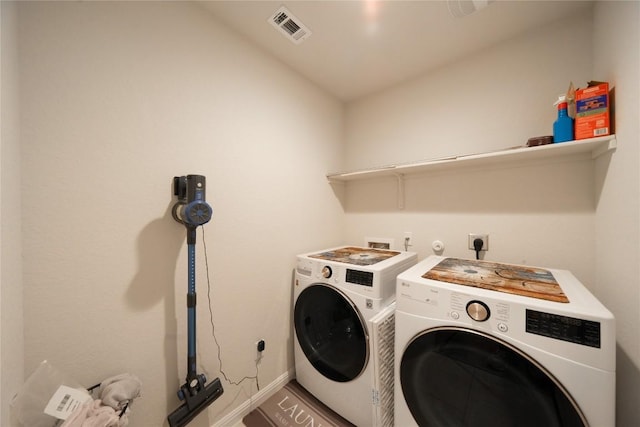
[365,237,394,250]
[468,234,489,251]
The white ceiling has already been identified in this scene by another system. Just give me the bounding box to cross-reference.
[199,1,593,102]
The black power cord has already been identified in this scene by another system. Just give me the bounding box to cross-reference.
[201,226,261,391]
[473,238,484,260]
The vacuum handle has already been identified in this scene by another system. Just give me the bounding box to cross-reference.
[186,237,198,383]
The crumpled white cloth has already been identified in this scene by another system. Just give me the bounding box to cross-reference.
[60,399,128,427]
[61,373,141,427]
[98,373,142,411]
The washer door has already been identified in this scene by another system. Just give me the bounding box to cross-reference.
[400,327,586,427]
[294,283,368,382]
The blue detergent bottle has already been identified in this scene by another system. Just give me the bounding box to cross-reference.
[553,95,574,143]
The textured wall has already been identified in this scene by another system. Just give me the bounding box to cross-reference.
[343,5,640,426]
[593,1,640,425]
[16,2,343,425]
[343,11,597,277]
[1,2,24,425]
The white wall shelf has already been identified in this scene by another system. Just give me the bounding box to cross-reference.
[327,135,617,182]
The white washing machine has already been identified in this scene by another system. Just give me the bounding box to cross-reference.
[394,256,615,427]
[294,246,417,426]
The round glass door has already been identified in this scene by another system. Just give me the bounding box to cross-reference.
[294,284,368,382]
[400,327,586,427]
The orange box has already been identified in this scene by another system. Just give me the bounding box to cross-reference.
[575,82,610,140]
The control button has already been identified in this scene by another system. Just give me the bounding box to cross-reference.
[321,266,332,279]
[466,300,490,322]
[450,311,460,320]
[498,323,508,332]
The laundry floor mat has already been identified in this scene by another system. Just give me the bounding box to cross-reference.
[242,380,355,427]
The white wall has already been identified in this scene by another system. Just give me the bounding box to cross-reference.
[593,2,640,426]
[343,3,640,426]
[343,10,597,278]
[1,1,24,425]
[15,1,343,425]
[344,11,594,172]
[7,1,639,426]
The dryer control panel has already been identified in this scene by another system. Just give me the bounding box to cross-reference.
[346,269,374,287]
[397,281,513,334]
[449,291,511,328]
[397,279,606,351]
[525,309,601,348]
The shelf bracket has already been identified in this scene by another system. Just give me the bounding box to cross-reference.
[591,137,617,158]
[394,173,405,210]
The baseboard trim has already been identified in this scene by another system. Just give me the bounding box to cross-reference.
[212,369,294,427]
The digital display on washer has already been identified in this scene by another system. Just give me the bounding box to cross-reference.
[526,309,601,348]
[346,269,373,287]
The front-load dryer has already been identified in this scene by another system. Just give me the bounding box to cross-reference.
[395,256,615,427]
[294,246,417,426]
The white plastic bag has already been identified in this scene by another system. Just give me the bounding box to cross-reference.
[10,360,88,427]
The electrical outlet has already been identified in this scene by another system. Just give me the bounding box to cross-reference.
[257,339,265,353]
[468,234,489,251]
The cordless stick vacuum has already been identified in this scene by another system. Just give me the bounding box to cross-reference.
[168,175,223,427]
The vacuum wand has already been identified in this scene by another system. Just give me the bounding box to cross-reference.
[168,175,223,427]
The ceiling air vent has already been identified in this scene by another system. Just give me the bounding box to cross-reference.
[268,6,311,45]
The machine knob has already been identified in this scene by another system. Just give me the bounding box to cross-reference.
[466,300,490,322]
[321,266,332,279]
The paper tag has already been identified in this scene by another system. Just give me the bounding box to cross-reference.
[44,385,92,420]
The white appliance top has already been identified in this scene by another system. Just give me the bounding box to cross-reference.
[422,257,569,303]
[396,256,615,371]
[398,256,610,314]
[308,246,403,266]
[297,246,417,303]
[300,246,416,272]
